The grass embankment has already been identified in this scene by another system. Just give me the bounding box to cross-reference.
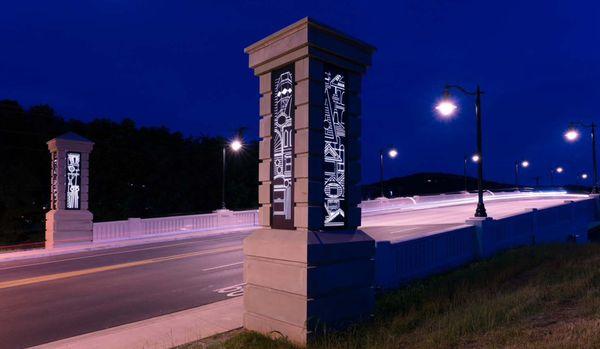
[193,244,600,348]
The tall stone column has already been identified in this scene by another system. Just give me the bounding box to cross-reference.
[243,18,376,345]
[45,132,94,247]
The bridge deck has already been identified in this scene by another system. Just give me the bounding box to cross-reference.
[362,196,589,243]
[0,194,593,348]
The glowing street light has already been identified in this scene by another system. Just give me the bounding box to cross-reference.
[379,146,398,198]
[222,138,243,209]
[463,153,481,192]
[564,129,580,142]
[563,122,598,193]
[230,139,243,151]
[582,173,589,180]
[436,84,487,217]
[435,100,458,117]
[549,166,563,186]
[515,159,530,189]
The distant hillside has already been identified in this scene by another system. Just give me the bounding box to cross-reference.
[362,172,513,199]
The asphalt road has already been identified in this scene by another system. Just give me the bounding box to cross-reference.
[0,232,249,349]
[0,195,588,348]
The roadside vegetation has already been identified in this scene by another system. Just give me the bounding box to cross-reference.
[190,243,600,348]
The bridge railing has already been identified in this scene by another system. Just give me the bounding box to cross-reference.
[92,209,258,242]
[92,191,585,242]
[374,197,599,289]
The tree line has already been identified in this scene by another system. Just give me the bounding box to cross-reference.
[0,100,258,244]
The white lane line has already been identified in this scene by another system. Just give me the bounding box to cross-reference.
[202,261,244,272]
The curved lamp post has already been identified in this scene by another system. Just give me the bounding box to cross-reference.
[436,85,487,217]
[222,139,243,209]
[514,160,529,189]
[379,147,398,198]
[550,166,564,186]
[564,122,598,193]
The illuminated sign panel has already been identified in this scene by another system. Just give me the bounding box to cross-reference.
[66,152,81,210]
[323,65,347,228]
[50,151,58,210]
[271,65,295,229]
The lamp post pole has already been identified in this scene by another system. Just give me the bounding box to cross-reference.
[436,84,487,217]
[474,86,487,217]
[378,147,398,198]
[565,122,598,193]
[464,155,468,192]
[222,147,227,209]
[514,161,519,189]
[221,139,243,210]
[592,123,598,193]
[379,149,384,198]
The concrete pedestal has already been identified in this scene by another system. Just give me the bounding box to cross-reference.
[45,209,93,247]
[243,228,374,344]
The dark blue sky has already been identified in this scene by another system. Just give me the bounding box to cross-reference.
[2,1,599,185]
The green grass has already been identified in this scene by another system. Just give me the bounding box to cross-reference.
[200,243,600,348]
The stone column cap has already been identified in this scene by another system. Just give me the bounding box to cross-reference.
[47,132,94,152]
[244,17,376,72]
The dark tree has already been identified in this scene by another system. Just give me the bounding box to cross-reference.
[0,100,258,244]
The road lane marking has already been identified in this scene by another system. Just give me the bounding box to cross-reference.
[0,246,242,290]
[0,233,248,271]
[215,283,245,297]
[202,261,243,271]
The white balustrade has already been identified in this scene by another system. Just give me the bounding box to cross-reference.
[92,209,258,242]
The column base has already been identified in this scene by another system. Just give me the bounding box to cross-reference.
[243,228,375,346]
[45,210,93,247]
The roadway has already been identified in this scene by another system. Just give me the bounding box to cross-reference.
[0,232,249,348]
[0,195,589,348]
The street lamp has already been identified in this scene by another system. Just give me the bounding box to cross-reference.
[514,160,530,189]
[564,122,598,193]
[221,139,243,209]
[582,173,589,180]
[550,166,564,186]
[379,147,398,198]
[436,85,487,217]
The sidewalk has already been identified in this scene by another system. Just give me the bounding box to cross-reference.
[0,226,258,263]
[31,297,243,349]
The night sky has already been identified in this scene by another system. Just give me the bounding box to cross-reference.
[2,1,599,186]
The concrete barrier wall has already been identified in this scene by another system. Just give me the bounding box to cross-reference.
[375,226,477,289]
[374,198,599,289]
